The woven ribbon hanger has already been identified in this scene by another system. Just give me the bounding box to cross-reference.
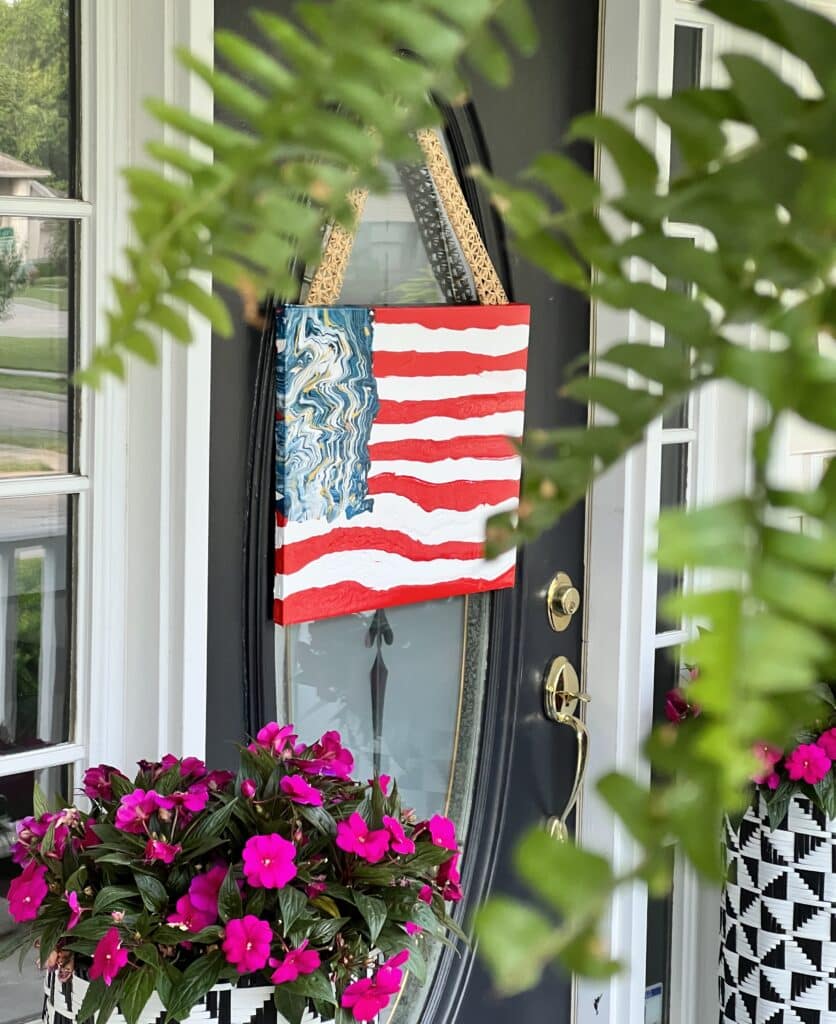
[304,128,508,307]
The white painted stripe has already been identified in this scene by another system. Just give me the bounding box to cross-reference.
[277,493,519,546]
[375,370,527,401]
[369,410,525,442]
[373,322,529,356]
[368,456,521,484]
[276,547,517,598]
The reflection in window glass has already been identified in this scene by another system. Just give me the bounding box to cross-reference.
[662,276,692,430]
[0,218,74,477]
[0,0,75,198]
[0,764,72,1024]
[656,443,690,630]
[0,495,72,753]
[670,25,703,178]
[339,167,446,306]
[644,646,688,1022]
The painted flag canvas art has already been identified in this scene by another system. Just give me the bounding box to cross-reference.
[274,303,530,625]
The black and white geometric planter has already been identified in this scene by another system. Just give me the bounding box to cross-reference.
[720,794,836,1023]
[42,972,309,1024]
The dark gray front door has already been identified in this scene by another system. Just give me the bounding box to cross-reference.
[206,3,599,1020]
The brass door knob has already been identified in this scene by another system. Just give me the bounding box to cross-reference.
[547,571,581,632]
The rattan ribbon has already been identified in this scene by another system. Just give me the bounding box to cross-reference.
[304,129,508,306]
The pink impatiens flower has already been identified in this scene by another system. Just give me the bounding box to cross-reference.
[167,893,216,933]
[382,816,415,855]
[404,922,421,936]
[341,950,409,1022]
[8,861,48,922]
[115,789,174,833]
[144,838,182,864]
[664,688,700,724]
[66,891,83,930]
[786,743,832,785]
[752,743,783,788]
[12,815,49,864]
[253,722,298,757]
[818,728,836,760]
[242,834,297,889]
[89,928,129,986]
[428,815,457,852]
[270,940,321,984]
[189,863,228,916]
[169,782,210,816]
[241,778,257,799]
[82,764,126,802]
[222,916,273,973]
[336,813,390,864]
[418,885,433,905]
[160,754,206,780]
[437,855,462,902]
[204,770,235,793]
[298,730,354,779]
[280,774,323,806]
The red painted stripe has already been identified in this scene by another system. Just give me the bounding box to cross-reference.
[368,435,519,462]
[372,304,530,329]
[375,391,525,425]
[372,347,528,378]
[366,474,518,512]
[274,567,517,624]
[276,528,486,573]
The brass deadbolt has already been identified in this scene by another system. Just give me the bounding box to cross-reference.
[547,571,581,632]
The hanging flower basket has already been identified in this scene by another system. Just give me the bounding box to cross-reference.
[2,723,464,1024]
[720,793,836,1023]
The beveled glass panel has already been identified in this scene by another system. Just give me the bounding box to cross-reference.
[0,764,72,1024]
[0,495,72,753]
[0,218,74,477]
[0,0,75,198]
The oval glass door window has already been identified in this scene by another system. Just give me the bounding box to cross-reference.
[274,140,492,1024]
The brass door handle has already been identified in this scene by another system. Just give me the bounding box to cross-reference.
[543,656,590,842]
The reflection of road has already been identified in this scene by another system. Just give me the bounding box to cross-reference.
[0,298,68,339]
[0,388,66,433]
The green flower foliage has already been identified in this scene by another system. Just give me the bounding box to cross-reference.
[90,0,536,384]
[474,0,836,986]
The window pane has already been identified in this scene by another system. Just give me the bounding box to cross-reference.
[644,646,687,1022]
[0,0,76,198]
[0,495,72,753]
[669,25,703,178]
[656,443,689,630]
[662,277,692,430]
[0,764,72,1024]
[0,218,74,477]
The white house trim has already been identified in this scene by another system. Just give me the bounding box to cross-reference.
[83,0,214,772]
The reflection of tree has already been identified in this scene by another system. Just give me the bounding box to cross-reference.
[0,0,70,193]
[0,243,24,320]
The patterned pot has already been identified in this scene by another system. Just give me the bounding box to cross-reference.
[42,972,300,1024]
[720,794,836,1023]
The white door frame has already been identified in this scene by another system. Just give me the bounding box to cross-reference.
[575,1,719,1022]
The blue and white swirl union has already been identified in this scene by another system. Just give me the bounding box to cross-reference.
[276,305,379,523]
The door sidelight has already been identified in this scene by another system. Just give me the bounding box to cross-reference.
[543,655,589,842]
